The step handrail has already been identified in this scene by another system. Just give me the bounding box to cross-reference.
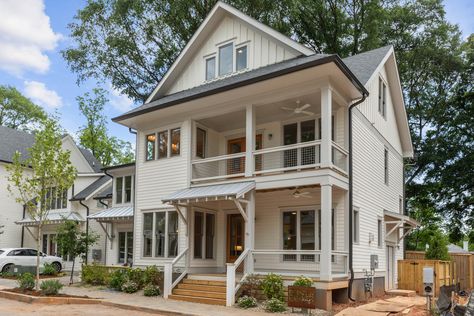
[226,248,251,307]
[164,247,189,298]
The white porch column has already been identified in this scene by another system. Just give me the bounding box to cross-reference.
[320,183,333,281]
[245,190,255,273]
[245,104,255,177]
[321,86,332,168]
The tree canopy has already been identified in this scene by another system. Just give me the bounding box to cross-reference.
[63,0,473,241]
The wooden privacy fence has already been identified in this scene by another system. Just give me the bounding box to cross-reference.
[398,260,452,296]
[405,251,474,290]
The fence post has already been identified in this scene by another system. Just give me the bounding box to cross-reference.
[226,264,236,307]
[163,263,172,299]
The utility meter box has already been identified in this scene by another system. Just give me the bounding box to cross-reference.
[92,249,102,261]
[370,255,379,270]
[423,267,434,296]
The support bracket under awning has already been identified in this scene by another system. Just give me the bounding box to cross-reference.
[384,210,419,245]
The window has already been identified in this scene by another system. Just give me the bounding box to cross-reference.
[171,128,181,156]
[42,234,58,256]
[282,209,315,262]
[143,211,178,258]
[193,211,215,259]
[353,208,360,244]
[146,134,156,161]
[118,232,133,264]
[236,46,247,71]
[399,196,404,214]
[45,187,67,210]
[384,148,389,185]
[205,57,216,81]
[219,43,233,76]
[158,131,168,159]
[115,175,133,204]
[196,127,207,158]
[377,218,383,247]
[378,77,387,118]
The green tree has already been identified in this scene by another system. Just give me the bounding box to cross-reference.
[0,85,47,131]
[6,119,76,290]
[57,220,99,284]
[77,88,134,166]
[425,231,450,261]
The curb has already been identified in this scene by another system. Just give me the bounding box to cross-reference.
[101,301,193,316]
[0,290,102,305]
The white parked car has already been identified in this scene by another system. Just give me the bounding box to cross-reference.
[0,248,63,274]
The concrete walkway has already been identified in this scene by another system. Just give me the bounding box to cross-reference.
[0,277,329,316]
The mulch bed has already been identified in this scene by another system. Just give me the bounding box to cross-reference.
[0,273,66,280]
[5,288,91,299]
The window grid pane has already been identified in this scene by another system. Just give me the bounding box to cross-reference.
[194,212,203,259]
[205,213,215,259]
[168,212,178,257]
[116,177,123,204]
[236,46,247,71]
[283,211,297,261]
[300,210,315,262]
[146,134,156,161]
[196,128,206,158]
[124,176,132,203]
[206,57,215,81]
[155,212,166,257]
[171,128,180,156]
[158,131,168,159]
[143,213,153,257]
[219,43,233,76]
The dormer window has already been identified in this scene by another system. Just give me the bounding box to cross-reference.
[205,57,216,81]
[236,46,247,71]
[116,175,133,204]
[218,43,233,76]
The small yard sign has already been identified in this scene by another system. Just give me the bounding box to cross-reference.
[287,285,316,309]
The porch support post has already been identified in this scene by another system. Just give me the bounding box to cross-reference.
[245,190,255,273]
[320,183,333,281]
[245,104,255,177]
[321,85,332,168]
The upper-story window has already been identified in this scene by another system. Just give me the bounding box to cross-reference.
[196,127,207,158]
[236,45,247,71]
[145,128,181,161]
[384,147,389,185]
[45,187,67,210]
[378,77,387,118]
[116,175,133,204]
[218,43,233,76]
[205,57,216,81]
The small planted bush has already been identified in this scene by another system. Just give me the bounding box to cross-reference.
[241,274,261,298]
[143,265,162,286]
[121,280,139,293]
[293,275,313,287]
[108,269,128,291]
[40,280,63,295]
[127,268,145,288]
[143,284,161,296]
[81,264,109,285]
[42,263,57,276]
[17,273,35,291]
[265,298,286,313]
[261,273,284,301]
[237,295,257,309]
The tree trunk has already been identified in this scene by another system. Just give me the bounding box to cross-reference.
[70,256,75,285]
[36,225,42,291]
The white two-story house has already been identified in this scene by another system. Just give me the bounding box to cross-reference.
[111,2,417,310]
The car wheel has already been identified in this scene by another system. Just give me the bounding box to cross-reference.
[52,262,61,273]
[1,264,13,274]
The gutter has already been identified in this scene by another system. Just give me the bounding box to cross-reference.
[79,200,90,265]
[348,92,368,301]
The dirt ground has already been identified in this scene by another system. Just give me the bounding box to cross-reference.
[332,295,429,316]
[0,297,164,316]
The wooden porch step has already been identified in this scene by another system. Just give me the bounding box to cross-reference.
[182,278,226,286]
[173,289,226,299]
[385,289,416,297]
[177,283,226,293]
[168,294,226,306]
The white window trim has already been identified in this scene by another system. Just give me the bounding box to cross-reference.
[145,125,182,161]
[115,175,134,205]
[191,208,216,260]
[204,55,216,82]
[217,41,234,77]
[235,43,249,72]
[142,210,178,259]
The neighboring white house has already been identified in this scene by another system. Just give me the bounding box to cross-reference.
[111,1,418,309]
[0,126,110,268]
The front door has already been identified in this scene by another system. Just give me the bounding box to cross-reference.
[227,135,262,175]
[386,245,395,289]
[227,214,245,266]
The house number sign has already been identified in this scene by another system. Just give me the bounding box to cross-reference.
[287,286,316,309]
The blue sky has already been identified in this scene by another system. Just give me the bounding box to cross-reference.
[0,0,472,145]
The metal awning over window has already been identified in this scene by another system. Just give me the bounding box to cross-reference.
[162,181,255,204]
[384,210,419,244]
[15,212,84,227]
[88,206,133,222]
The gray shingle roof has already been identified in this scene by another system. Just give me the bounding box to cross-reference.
[79,147,102,173]
[0,126,35,163]
[71,175,112,201]
[447,244,469,253]
[93,184,112,200]
[342,45,392,85]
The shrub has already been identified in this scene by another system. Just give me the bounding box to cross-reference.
[237,295,257,309]
[40,280,63,296]
[264,298,286,313]
[108,269,128,291]
[426,234,450,261]
[293,275,313,287]
[121,280,139,293]
[126,268,145,288]
[241,274,261,298]
[143,265,162,286]
[81,264,109,285]
[143,284,161,296]
[261,273,284,300]
[42,263,57,276]
[17,273,35,291]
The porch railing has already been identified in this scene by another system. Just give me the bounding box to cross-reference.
[191,152,246,182]
[226,248,251,306]
[332,141,348,173]
[163,247,188,298]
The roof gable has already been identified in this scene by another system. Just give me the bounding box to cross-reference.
[146,1,313,102]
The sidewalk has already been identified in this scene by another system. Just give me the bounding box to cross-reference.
[0,276,329,316]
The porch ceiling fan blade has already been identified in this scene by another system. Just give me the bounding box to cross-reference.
[298,103,311,111]
[299,194,313,198]
[281,106,296,111]
[301,110,315,116]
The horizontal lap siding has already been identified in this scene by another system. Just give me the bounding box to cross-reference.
[0,164,24,248]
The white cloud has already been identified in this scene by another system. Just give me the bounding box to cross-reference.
[23,80,62,109]
[108,85,134,112]
[0,0,61,75]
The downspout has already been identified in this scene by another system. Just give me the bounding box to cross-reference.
[21,205,26,247]
[79,200,90,264]
[129,127,137,267]
[348,92,368,301]
[97,198,109,265]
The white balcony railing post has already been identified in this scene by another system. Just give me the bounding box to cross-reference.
[245,104,255,177]
[226,263,236,306]
[321,86,332,168]
[320,183,333,281]
[163,263,172,298]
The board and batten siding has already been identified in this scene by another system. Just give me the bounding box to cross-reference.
[166,14,300,95]
[133,121,190,266]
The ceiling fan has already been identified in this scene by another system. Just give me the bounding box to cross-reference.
[281,100,314,116]
[292,187,312,199]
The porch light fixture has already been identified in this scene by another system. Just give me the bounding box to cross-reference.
[147,134,156,141]
[234,245,243,251]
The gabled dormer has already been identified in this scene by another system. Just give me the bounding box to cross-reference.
[146,1,313,101]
